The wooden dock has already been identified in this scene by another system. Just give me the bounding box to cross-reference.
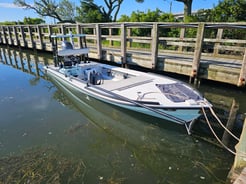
[0,22,245,87]
[228,118,246,184]
[1,40,246,184]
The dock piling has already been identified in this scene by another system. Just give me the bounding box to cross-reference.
[228,117,246,183]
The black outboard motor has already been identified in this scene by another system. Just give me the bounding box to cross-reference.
[61,41,73,50]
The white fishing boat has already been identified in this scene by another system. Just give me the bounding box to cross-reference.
[44,33,212,134]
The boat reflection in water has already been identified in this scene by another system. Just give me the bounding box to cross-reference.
[0,45,243,183]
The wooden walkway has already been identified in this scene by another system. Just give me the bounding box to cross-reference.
[0,22,245,87]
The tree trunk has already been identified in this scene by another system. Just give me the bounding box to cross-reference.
[176,0,193,22]
[184,0,192,22]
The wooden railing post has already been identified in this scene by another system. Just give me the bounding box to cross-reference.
[2,26,8,44]
[76,24,82,48]
[47,25,53,51]
[20,26,27,47]
[7,26,13,45]
[0,26,2,44]
[190,23,205,81]
[238,48,246,86]
[151,23,159,69]
[121,23,127,67]
[214,28,223,56]
[37,25,43,49]
[48,25,52,35]
[127,28,131,48]
[13,26,19,46]
[96,24,102,60]
[178,28,185,52]
[47,25,52,41]
[60,25,66,40]
[28,26,35,49]
[109,28,113,47]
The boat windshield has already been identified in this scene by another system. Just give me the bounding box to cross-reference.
[156,83,203,102]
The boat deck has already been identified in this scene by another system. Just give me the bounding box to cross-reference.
[101,75,153,91]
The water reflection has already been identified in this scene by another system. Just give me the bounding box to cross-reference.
[0,45,53,77]
[0,45,244,183]
[50,76,233,183]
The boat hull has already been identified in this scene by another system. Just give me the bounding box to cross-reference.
[45,67,202,125]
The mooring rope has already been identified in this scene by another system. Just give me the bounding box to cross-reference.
[209,105,240,141]
[201,105,237,155]
[201,104,246,157]
[200,102,240,141]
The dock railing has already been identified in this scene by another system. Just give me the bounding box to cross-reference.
[0,22,245,86]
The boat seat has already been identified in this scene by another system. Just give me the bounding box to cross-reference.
[63,60,73,68]
[61,41,73,50]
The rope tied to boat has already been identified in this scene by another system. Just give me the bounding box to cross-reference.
[199,101,240,141]
[200,102,246,157]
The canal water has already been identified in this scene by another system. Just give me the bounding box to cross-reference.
[0,46,245,183]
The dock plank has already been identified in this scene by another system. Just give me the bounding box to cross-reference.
[233,167,246,184]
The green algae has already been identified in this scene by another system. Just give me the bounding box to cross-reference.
[0,147,86,184]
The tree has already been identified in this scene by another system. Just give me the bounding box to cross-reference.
[14,0,75,22]
[76,0,105,23]
[76,0,145,23]
[76,0,124,22]
[118,9,176,37]
[102,0,144,21]
[175,0,193,22]
[56,0,76,22]
[119,9,175,22]
[211,0,246,22]
[137,0,193,22]
[102,0,123,22]
[189,0,246,22]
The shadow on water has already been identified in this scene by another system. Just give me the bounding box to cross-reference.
[0,45,244,183]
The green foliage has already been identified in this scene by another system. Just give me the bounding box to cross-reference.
[0,17,44,25]
[23,17,45,25]
[76,0,106,23]
[188,9,214,22]
[76,0,127,23]
[189,0,246,22]
[119,9,175,22]
[211,0,246,22]
[118,9,176,37]
[56,0,76,21]
[187,0,246,41]
[0,21,19,25]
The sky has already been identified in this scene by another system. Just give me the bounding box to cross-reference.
[0,0,220,23]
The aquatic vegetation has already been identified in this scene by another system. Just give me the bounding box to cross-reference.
[0,147,86,183]
[65,123,88,135]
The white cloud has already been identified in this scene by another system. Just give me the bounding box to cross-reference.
[0,3,21,8]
